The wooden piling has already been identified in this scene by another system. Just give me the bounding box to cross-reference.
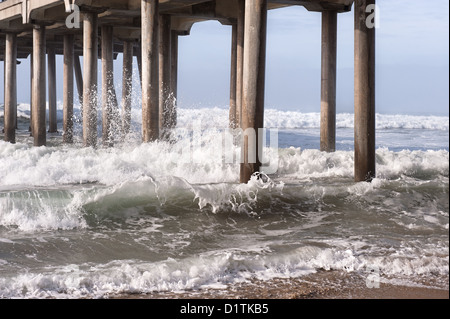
[47,47,57,133]
[159,14,172,137]
[141,0,160,142]
[32,25,47,146]
[63,34,74,144]
[354,0,376,182]
[122,40,134,136]
[229,23,238,129]
[4,32,17,143]
[82,12,98,147]
[320,10,337,152]
[101,25,118,147]
[240,0,267,183]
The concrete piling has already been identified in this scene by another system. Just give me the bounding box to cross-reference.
[32,25,47,147]
[4,33,17,143]
[159,14,172,138]
[141,0,160,142]
[229,23,238,129]
[170,31,178,129]
[47,47,57,133]
[4,32,17,143]
[320,10,337,153]
[29,52,33,134]
[121,40,134,136]
[354,0,376,182]
[63,34,74,144]
[236,0,245,129]
[101,25,118,147]
[82,12,98,147]
[74,53,83,107]
[240,0,267,183]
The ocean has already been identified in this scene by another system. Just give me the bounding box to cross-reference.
[0,104,448,298]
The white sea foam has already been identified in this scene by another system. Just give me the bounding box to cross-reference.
[0,243,447,298]
[5,104,449,131]
[177,108,449,130]
[0,138,447,188]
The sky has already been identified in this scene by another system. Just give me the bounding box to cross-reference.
[1,0,449,116]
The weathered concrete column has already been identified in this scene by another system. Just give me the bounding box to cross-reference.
[320,10,337,152]
[74,53,83,107]
[229,23,238,129]
[4,33,17,143]
[29,53,33,134]
[136,41,143,87]
[32,25,47,146]
[122,40,134,136]
[169,30,178,129]
[101,25,118,147]
[142,0,159,142]
[159,14,172,137]
[82,12,98,147]
[63,34,74,144]
[354,0,376,182]
[236,0,245,128]
[47,47,57,133]
[240,0,267,183]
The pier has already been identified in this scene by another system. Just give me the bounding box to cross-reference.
[0,0,376,183]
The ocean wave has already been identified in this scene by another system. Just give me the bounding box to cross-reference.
[0,245,447,298]
[4,104,449,130]
[177,108,449,131]
[0,137,447,188]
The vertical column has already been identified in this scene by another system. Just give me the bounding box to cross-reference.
[229,23,238,129]
[4,33,17,143]
[82,12,98,147]
[236,0,245,128]
[101,25,118,147]
[320,10,337,152]
[354,0,376,182]
[29,53,33,134]
[63,34,74,143]
[32,25,47,146]
[142,0,159,142]
[169,31,178,129]
[74,53,83,107]
[240,0,267,183]
[122,40,134,136]
[48,47,57,133]
[159,14,171,138]
[136,41,143,87]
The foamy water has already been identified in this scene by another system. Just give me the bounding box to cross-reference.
[0,104,448,298]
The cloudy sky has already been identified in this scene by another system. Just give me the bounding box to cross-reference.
[2,0,449,116]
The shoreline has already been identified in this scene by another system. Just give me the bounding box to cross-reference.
[111,271,449,300]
